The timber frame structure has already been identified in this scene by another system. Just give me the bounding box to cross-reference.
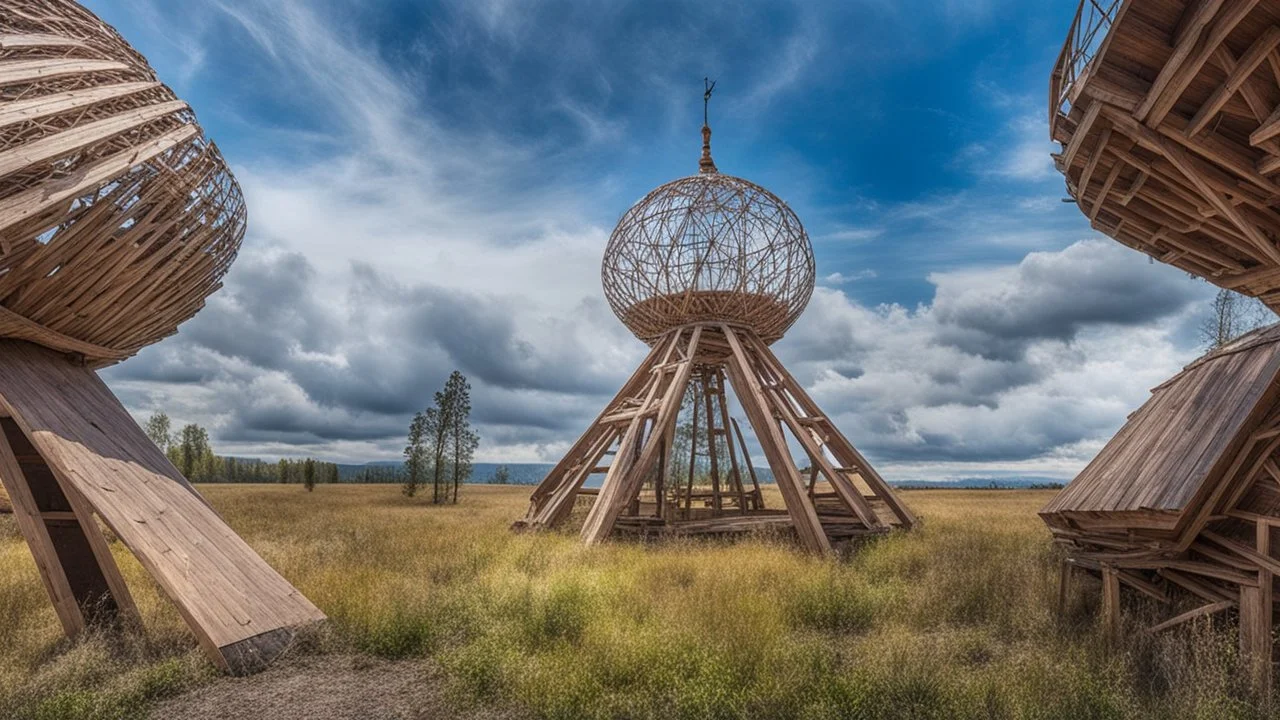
[0,1,325,673]
[517,95,914,552]
[516,323,914,552]
[1047,0,1280,692]
[1051,0,1280,309]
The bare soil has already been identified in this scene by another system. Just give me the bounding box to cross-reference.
[149,654,521,720]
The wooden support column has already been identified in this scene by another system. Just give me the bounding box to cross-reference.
[1058,559,1074,617]
[1102,564,1122,645]
[1241,522,1274,697]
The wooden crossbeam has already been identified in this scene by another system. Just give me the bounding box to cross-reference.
[1187,26,1280,138]
[1062,101,1103,170]
[1145,600,1233,634]
[1145,0,1262,128]
[1136,0,1228,122]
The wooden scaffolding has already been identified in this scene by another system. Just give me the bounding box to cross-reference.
[516,323,915,553]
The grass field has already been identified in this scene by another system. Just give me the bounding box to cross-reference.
[0,485,1268,719]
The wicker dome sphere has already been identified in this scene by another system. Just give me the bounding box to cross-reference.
[0,0,245,367]
[602,144,814,345]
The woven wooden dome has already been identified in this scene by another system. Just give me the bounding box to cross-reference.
[601,126,815,345]
[0,0,245,367]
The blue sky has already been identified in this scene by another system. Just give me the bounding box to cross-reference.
[86,0,1220,479]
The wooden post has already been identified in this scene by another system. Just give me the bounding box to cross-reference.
[1242,522,1274,698]
[700,369,722,512]
[1102,565,1121,645]
[1058,559,1073,617]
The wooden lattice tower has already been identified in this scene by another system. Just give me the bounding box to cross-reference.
[516,88,915,552]
[0,0,324,674]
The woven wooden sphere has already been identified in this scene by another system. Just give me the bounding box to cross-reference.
[0,0,245,367]
[601,128,814,345]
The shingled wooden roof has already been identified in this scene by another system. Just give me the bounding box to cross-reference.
[1043,323,1280,537]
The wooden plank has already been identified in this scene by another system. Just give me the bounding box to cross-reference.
[722,325,831,553]
[0,58,130,86]
[0,341,325,674]
[0,100,187,178]
[0,82,160,129]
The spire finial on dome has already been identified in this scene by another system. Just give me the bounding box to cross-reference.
[700,77,718,174]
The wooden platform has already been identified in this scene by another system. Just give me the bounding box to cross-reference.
[1051,0,1280,309]
[0,340,325,674]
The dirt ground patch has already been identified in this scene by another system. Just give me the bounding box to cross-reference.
[149,654,520,720]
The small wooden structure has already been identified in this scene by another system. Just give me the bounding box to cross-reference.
[0,1,324,674]
[1050,0,1280,310]
[1043,324,1280,691]
[515,95,915,553]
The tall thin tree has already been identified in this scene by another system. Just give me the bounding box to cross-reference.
[444,371,478,504]
[303,457,317,492]
[429,387,453,504]
[403,410,429,497]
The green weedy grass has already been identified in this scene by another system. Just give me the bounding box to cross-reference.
[0,485,1272,719]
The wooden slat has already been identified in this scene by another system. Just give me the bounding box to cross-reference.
[0,58,130,85]
[0,99,186,178]
[0,81,160,129]
[0,341,325,674]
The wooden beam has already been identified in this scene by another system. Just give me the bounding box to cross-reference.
[1241,582,1272,696]
[1136,0,1228,122]
[1145,600,1233,634]
[1250,102,1280,147]
[1145,0,1263,128]
[1078,125,1113,200]
[1120,171,1148,205]
[1090,161,1125,222]
[1062,101,1103,170]
[1158,137,1280,265]
[1187,26,1280,137]
[1102,565,1121,645]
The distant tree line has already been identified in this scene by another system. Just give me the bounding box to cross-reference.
[143,411,338,490]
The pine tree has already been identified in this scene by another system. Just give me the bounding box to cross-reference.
[493,465,510,485]
[403,411,429,497]
[144,411,171,452]
[429,390,453,505]
[278,458,289,484]
[445,371,478,504]
[328,463,340,485]
[303,457,316,492]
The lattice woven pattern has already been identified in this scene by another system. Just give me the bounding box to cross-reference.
[0,0,245,366]
[602,171,815,345]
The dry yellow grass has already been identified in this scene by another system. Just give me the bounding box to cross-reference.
[0,485,1268,719]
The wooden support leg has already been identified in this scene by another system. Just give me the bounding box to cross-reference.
[0,340,325,675]
[1102,565,1121,645]
[0,415,137,634]
[1058,559,1073,617]
[722,325,830,554]
[1242,522,1274,698]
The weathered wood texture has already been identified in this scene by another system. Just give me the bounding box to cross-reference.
[1043,322,1280,684]
[0,340,325,673]
[1051,0,1280,309]
[0,0,244,367]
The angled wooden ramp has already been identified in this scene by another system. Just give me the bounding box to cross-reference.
[0,340,325,674]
